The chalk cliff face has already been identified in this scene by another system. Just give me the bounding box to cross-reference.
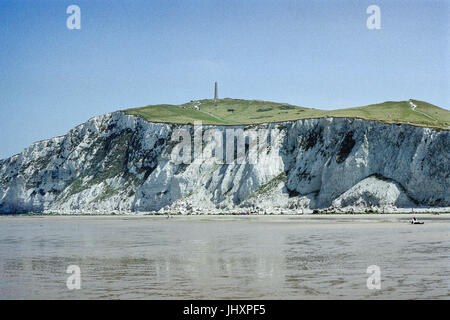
[0,112,448,214]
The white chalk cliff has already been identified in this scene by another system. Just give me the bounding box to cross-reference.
[0,111,448,214]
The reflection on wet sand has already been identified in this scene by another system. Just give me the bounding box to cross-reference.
[0,215,448,299]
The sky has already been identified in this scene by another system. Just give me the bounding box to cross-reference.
[0,0,449,159]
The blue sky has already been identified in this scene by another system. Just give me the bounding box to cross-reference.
[0,0,449,159]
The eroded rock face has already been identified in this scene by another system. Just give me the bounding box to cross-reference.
[0,111,448,214]
[330,175,416,211]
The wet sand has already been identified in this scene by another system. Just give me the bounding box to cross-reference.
[0,214,448,299]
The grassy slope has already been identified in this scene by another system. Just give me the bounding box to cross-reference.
[123,98,450,129]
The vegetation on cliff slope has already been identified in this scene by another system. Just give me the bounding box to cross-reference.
[123,99,450,129]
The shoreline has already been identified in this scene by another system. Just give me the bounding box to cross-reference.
[1,212,449,220]
[2,207,450,217]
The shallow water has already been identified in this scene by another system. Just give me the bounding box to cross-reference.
[0,215,448,299]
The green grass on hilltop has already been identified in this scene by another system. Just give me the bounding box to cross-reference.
[123,98,450,129]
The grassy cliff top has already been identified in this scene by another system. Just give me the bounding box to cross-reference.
[123,98,450,129]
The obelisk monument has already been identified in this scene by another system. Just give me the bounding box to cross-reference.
[214,82,218,100]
